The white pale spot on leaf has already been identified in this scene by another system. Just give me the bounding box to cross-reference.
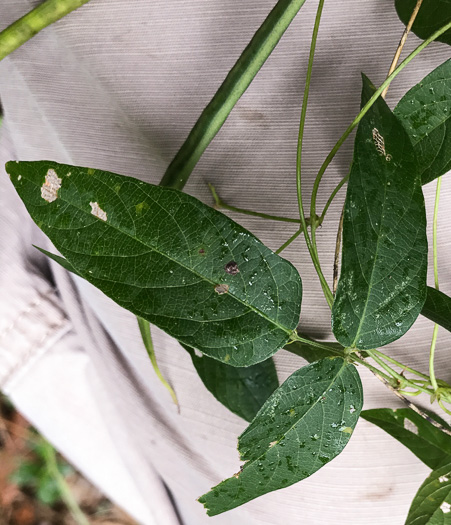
[41,169,62,203]
[17,175,21,180]
[439,476,449,483]
[269,440,278,448]
[193,348,203,358]
[440,501,451,514]
[403,419,418,434]
[215,283,229,295]
[90,202,107,221]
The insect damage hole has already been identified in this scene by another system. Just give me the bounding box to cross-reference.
[372,128,392,162]
[90,202,107,221]
[225,261,239,275]
[41,169,62,203]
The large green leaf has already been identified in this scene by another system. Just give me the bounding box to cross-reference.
[198,357,363,516]
[395,59,451,185]
[422,286,451,333]
[7,161,302,367]
[332,75,428,350]
[395,0,451,46]
[362,408,451,470]
[406,458,451,525]
[183,345,278,422]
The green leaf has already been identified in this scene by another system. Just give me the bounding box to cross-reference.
[361,408,451,470]
[198,357,363,516]
[332,75,428,350]
[406,458,451,525]
[395,0,451,46]
[394,59,451,185]
[421,286,451,333]
[183,345,278,422]
[7,161,302,367]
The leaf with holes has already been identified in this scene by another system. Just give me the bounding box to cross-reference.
[7,161,302,367]
[395,0,451,46]
[361,408,451,470]
[406,458,451,525]
[183,345,279,422]
[198,357,363,516]
[395,59,451,185]
[332,75,428,350]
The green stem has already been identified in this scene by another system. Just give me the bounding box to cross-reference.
[41,440,90,525]
[275,227,304,254]
[287,334,394,381]
[209,183,303,224]
[320,173,349,222]
[429,176,442,393]
[309,19,451,241]
[0,0,90,62]
[137,317,179,409]
[372,349,430,380]
[160,0,309,190]
[295,0,333,308]
[366,349,432,395]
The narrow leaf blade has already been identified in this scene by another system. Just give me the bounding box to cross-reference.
[184,345,279,422]
[8,161,302,367]
[421,286,451,333]
[332,75,428,350]
[361,408,451,470]
[198,357,363,516]
[406,459,451,525]
[395,59,451,185]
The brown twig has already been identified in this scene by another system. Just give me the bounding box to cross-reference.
[381,0,424,99]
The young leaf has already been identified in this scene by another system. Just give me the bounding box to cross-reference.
[406,458,451,525]
[361,408,451,470]
[395,0,451,46]
[183,345,279,422]
[394,59,451,185]
[7,161,302,367]
[198,357,363,516]
[421,286,451,333]
[332,75,428,350]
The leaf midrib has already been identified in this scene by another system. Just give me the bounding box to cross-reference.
[239,358,347,465]
[25,173,294,337]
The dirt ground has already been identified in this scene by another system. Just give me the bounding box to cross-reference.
[0,395,137,525]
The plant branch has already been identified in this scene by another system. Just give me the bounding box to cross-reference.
[295,0,333,307]
[275,227,304,254]
[160,0,309,190]
[381,0,424,99]
[0,0,90,62]
[208,183,304,224]
[429,176,442,393]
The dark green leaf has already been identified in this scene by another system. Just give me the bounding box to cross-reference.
[183,345,278,422]
[7,161,302,367]
[332,75,428,350]
[406,458,451,525]
[395,0,451,46]
[422,286,451,333]
[395,59,451,185]
[198,357,363,516]
[361,408,451,470]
